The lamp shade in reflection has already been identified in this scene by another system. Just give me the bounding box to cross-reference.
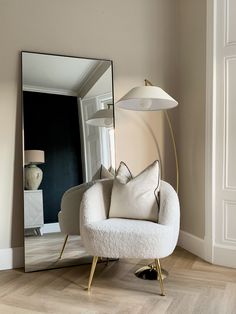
[86,108,113,128]
[116,86,178,111]
[24,150,45,190]
[24,150,45,165]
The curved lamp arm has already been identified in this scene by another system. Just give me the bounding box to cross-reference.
[145,79,179,194]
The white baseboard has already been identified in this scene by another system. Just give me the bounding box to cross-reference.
[0,223,60,271]
[0,247,24,270]
[213,244,236,268]
[178,230,205,260]
[42,223,60,234]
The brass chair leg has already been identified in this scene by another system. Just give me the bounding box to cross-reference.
[155,259,165,296]
[59,235,68,260]
[88,256,98,290]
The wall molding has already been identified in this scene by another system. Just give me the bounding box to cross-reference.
[225,0,236,46]
[204,0,217,265]
[214,244,236,268]
[23,84,77,96]
[178,230,236,268]
[42,223,60,234]
[178,230,205,260]
[224,57,236,190]
[0,223,59,271]
[0,247,24,270]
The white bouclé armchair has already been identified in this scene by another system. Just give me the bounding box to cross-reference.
[58,181,94,259]
[58,178,113,259]
[80,178,180,295]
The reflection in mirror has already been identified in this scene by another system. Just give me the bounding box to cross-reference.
[22,52,114,272]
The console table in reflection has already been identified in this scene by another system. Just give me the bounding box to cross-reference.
[24,190,44,236]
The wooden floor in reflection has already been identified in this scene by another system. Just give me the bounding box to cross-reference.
[24,233,92,272]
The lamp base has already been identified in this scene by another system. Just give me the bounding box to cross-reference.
[134,264,168,280]
[25,164,43,190]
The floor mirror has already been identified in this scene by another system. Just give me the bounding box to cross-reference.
[22,51,114,272]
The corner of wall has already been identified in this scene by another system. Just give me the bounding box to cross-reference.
[178,230,206,260]
[0,247,24,270]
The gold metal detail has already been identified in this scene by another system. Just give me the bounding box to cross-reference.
[88,256,98,290]
[144,78,179,193]
[164,110,179,193]
[58,235,68,260]
[144,79,153,86]
[134,264,168,280]
[155,259,165,296]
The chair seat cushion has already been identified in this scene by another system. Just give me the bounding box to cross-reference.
[82,218,174,259]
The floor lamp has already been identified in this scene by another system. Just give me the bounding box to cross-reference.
[86,103,115,170]
[116,79,179,280]
[86,104,114,128]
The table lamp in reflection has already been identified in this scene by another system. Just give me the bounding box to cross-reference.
[24,150,45,190]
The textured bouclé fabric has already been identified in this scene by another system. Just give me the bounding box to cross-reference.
[80,179,179,259]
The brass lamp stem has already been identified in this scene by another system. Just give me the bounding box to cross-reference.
[144,79,179,194]
[164,110,179,194]
[144,79,153,86]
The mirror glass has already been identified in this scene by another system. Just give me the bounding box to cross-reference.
[22,52,114,272]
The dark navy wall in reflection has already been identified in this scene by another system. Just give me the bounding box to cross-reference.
[23,91,83,224]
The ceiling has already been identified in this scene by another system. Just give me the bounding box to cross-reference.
[22,52,112,97]
[84,66,112,99]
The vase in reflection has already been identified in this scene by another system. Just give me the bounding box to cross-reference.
[24,150,45,190]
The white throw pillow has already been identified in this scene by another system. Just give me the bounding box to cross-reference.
[92,165,114,180]
[109,161,160,222]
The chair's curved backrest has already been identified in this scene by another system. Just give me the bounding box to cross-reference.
[58,178,180,243]
[58,181,94,235]
[58,179,113,235]
[80,179,114,229]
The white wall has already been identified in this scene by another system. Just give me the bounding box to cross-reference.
[0,0,178,267]
[176,0,206,239]
[206,0,236,268]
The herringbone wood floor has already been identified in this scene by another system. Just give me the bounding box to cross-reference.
[0,247,236,314]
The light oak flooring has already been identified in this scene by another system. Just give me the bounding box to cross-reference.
[1,247,236,314]
[25,233,91,272]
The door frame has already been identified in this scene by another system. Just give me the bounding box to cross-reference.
[205,0,216,264]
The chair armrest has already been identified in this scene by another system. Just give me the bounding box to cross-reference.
[80,179,113,228]
[159,180,180,226]
[158,180,180,252]
[58,181,94,235]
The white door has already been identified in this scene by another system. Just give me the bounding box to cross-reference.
[79,97,102,181]
[96,93,114,170]
[210,0,236,267]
